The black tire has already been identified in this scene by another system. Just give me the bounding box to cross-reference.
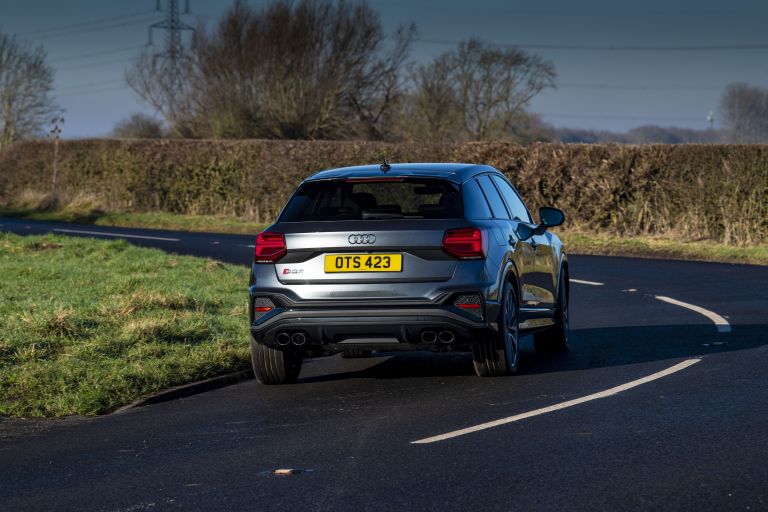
[533,270,569,353]
[473,280,520,377]
[250,337,303,384]
[341,349,373,358]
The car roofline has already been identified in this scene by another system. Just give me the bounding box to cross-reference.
[303,163,502,184]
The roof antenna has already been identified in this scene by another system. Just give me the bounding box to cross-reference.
[380,156,391,173]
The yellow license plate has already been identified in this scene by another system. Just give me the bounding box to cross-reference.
[324,254,402,273]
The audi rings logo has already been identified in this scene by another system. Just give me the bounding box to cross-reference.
[348,234,376,244]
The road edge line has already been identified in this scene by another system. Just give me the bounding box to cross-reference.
[53,228,180,242]
[411,358,701,445]
[570,278,604,286]
[654,295,732,333]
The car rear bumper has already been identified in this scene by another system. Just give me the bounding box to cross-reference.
[250,304,498,350]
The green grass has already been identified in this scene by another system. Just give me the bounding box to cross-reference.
[0,233,250,417]
[0,206,267,235]
[559,232,768,266]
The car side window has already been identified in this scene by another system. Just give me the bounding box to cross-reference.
[461,179,492,219]
[476,175,510,220]
[491,175,533,223]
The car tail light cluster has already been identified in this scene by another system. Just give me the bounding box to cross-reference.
[254,232,287,263]
[454,294,483,319]
[442,228,485,259]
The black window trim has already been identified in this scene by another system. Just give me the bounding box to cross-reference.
[486,174,513,220]
[489,173,534,224]
[473,175,510,220]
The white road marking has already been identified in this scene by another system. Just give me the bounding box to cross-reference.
[53,228,180,242]
[411,358,701,444]
[570,278,604,286]
[654,295,731,333]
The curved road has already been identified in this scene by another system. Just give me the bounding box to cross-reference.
[1,217,767,511]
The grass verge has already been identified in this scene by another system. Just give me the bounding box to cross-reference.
[0,206,267,235]
[0,233,250,417]
[560,232,768,266]
[1,206,766,266]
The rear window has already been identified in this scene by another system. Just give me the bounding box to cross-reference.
[279,178,463,221]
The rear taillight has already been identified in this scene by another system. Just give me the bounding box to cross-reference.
[442,228,485,259]
[254,232,287,263]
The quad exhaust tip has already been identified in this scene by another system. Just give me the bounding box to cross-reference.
[438,330,455,344]
[291,332,307,346]
[421,330,437,343]
[276,332,290,346]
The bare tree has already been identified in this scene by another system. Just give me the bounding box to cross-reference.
[720,83,768,143]
[0,32,60,147]
[401,55,464,143]
[127,52,174,133]
[127,0,414,140]
[112,113,166,139]
[346,24,416,140]
[409,38,556,141]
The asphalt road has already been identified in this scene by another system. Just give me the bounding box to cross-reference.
[1,217,767,511]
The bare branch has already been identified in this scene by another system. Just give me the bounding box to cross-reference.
[408,38,556,142]
[0,32,61,147]
[127,0,411,140]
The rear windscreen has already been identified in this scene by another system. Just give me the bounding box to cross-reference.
[279,178,463,222]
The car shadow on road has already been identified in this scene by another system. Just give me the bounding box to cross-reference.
[298,323,768,382]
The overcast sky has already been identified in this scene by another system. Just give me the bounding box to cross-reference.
[3,0,767,137]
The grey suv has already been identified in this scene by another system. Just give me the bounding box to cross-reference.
[249,163,568,384]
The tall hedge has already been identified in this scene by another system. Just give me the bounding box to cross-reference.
[1,139,766,244]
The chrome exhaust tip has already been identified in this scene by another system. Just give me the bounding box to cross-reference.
[291,332,307,346]
[421,330,437,343]
[276,332,290,346]
[438,330,455,344]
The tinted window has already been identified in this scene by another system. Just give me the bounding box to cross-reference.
[491,175,532,223]
[476,175,510,220]
[461,179,492,219]
[279,178,462,221]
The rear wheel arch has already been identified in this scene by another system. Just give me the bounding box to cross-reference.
[503,261,521,303]
[560,260,569,298]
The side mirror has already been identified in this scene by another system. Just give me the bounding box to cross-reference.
[538,207,565,231]
[517,207,565,240]
[516,222,534,241]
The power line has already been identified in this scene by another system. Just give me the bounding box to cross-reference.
[56,57,135,72]
[537,112,706,122]
[57,85,132,98]
[24,16,159,40]
[19,10,155,36]
[413,37,768,52]
[56,79,127,92]
[558,82,725,91]
[54,46,145,63]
